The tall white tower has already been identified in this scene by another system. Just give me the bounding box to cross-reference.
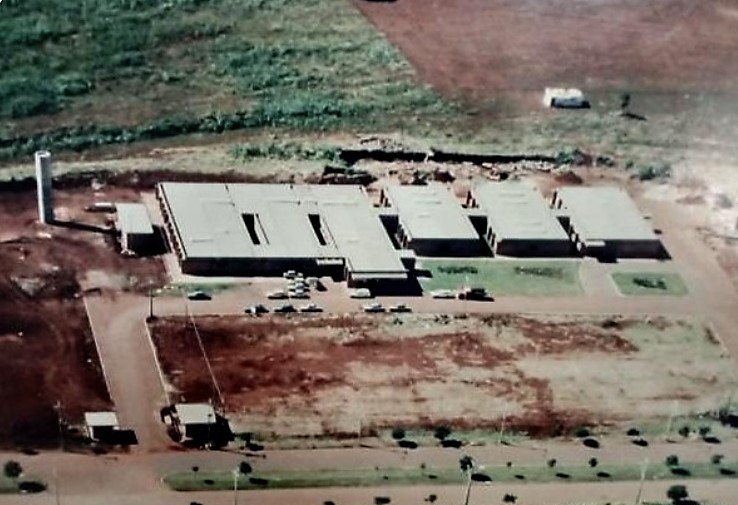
[35,150,54,224]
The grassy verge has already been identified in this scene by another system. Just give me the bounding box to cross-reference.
[612,272,688,296]
[165,460,738,491]
[419,259,582,296]
[0,476,46,494]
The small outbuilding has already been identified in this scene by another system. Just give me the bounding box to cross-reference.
[84,411,119,441]
[173,403,217,440]
[115,202,154,254]
[543,87,588,109]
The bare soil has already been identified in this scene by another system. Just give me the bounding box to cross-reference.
[0,182,167,447]
[150,313,736,440]
[354,0,738,98]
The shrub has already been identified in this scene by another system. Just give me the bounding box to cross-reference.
[574,426,591,438]
[636,162,671,181]
[425,495,437,503]
[434,426,451,440]
[678,425,691,438]
[626,427,640,436]
[503,494,517,503]
[191,466,199,473]
[459,455,474,472]
[665,455,680,467]
[547,458,557,468]
[4,461,22,478]
[588,457,598,468]
[698,425,711,436]
[711,454,724,465]
[239,461,252,474]
[391,427,405,440]
[666,484,688,502]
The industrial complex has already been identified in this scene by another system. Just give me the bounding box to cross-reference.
[152,179,664,285]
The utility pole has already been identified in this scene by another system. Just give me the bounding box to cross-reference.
[498,409,507,445]
[148,285,154,319]
[633,458,649,505]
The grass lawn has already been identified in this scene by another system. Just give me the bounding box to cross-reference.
[612,272,688,296]
[419,259,582,297]
[165,460,738,491]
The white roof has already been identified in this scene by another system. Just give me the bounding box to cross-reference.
[383,184,479,241]
[116,203,153,235]
[175,403,216,425]
[473,181,569,241]
[556,186,657,241]
[159,183,406,278]
[84,411,119,427]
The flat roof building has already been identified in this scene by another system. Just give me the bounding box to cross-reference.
[468,181,571,257]
[157,183,407,287]
[116,202,154,253]
[84,411,119,441]
[379,184,483,256]
[552,186,662,258]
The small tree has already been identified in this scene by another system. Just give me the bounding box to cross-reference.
[426,494,437,503]
[678,425,691,438]
[503,494,517,503]
[665,455,680,467]
[391,427,405,440]
[711,454,724,465]
[698,425,711,436]
[619,92,631,114]
[459,455,474,473]
[239,461,252,474]
[4,461,22,478]
[547,458,557,468]
[666,484,689,503]
[434,426,451,441]
[588,457,598,468]
[191,466,199,473]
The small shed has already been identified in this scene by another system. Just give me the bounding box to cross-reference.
[115,203,154,254]
[84,411,119,441]
[174,403,216,440]
[543,88,588,109]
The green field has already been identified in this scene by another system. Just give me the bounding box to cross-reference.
[0,0,451,160]
[164,460,738,491]
[419,259,582,296]
[612,272,688,296]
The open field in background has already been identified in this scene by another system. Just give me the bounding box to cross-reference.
[149,313,737,444]
[164,460,738,491]
[612,272,689,296]
[419,259,582,297]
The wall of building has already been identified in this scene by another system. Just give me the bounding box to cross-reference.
[495,238,572,257]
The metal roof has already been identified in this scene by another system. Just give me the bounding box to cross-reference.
[84,411,119,427]
[159,183,406,277]
[555,186,657,241]
[383,184,478,241]
[175,403,216,425]
[472,181,569,241]
[115,203,153,235]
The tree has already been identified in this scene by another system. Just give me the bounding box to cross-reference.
[239,461,252,474]
[666,484,689,503]
[391,427,405,440]
[588,457,598,468]
[459,455,474,473]
[665,455,680,467]
[425,494,437,503]
[434,426,451,441]
[503,494,517,503]
[619,92,631,114]
[711,454,724,465]
[3,461,22,478]
[547,458,557,468]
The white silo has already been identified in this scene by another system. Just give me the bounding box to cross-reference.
[35,150,54,224]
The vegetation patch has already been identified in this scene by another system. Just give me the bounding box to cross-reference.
[612,272,688,296]
[420,259,582,296]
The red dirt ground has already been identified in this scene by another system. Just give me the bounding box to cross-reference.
[149,314,638,437]
[0,181,168,447]
[354,0,738,99]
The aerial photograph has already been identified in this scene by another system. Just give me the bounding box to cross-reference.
[2,0,738,504]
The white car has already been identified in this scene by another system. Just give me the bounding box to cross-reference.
[430,289,456,299]
[363,303,385,313]
[289,290,310,299]
[349,288,372,299]
[300,303,323,313]
[267,290,289,300]
[283,270,297,279]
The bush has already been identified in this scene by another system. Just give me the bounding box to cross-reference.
[666,484,688,502]
[665,455,680,467]
[434,426,451,440]
[4,461,22,478]
[391,427,405,440]
[678,425,691,438]
[698,425,711,436]
[239,461,252,474]
[636,162,671,181]
[588,457,598,468]
[547,458,557,468]
[574,426,591,438]
[503,494,517,503]
[711,454,724,465]
[425,495,437,504]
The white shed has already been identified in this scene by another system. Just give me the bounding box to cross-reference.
[543,87,588,108]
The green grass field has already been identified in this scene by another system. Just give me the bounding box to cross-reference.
[612,272,688,296]
[419,259,582,296]
[164,460,738,491]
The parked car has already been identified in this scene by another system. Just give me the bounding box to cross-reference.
[187,290,211,301]
[273,304,296,313]
[245,304,269,315]
[349,288,372,299]
[389,303,412,313]
[289,290,310,299]
[300,303,323,313]
[430,289,456,299]
[283,270,297,279]
[457,287,493,301]
[363,302,385,313]
[267,290,289,299]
